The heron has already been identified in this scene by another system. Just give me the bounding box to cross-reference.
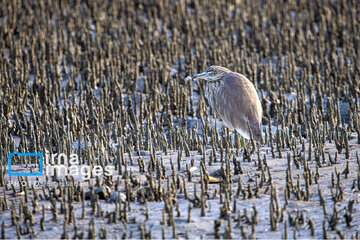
[187,65,263,143]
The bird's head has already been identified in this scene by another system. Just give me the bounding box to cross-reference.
[187,65,231,82]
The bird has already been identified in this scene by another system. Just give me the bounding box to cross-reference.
[187,65,263,143]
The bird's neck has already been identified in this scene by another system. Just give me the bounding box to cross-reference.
[205,81,222,109]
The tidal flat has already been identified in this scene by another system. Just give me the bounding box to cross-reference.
[1,0,360,239]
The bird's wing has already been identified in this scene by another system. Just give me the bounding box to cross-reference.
[212,72,262,137]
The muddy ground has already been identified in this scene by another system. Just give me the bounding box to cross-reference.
[1,0,360,239]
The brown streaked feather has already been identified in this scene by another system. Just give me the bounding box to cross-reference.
[209,72,262,140]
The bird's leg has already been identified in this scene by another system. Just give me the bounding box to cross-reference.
[246,122,257,154]
[249,139,256,155]
[243,140,251,161]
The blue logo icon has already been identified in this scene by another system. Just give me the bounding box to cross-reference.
[8,150,43,176]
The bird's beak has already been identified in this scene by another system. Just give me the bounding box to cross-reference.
[186,72,208,80]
